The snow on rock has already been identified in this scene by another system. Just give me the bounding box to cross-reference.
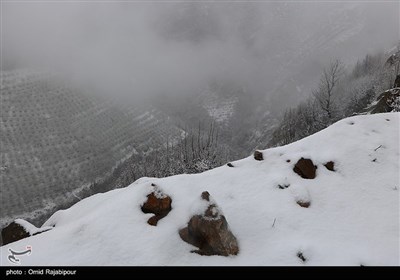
[179,191,239,256]
[289,184,311,208]
[141,184,172,226]
[13,220,41,236]
[0,113,399,266]
[366,88,400,114]
[1,219,52,246]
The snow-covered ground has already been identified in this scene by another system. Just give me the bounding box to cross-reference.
[1,113,399,266]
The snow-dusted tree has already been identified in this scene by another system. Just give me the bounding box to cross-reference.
[269,50,399,149]
[342,74,376,116]
[313,59,344,123]
[111,121,229,187]
[269,108,296,146]
[269,97,324,147]
[177,121,228,173]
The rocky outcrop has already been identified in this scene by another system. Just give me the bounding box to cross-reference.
[141,184,172,226]
[366,88,400,114]
[1,219,52,246]
[293,158,317,179]
[179,191,239,256]
[254,150,264,161]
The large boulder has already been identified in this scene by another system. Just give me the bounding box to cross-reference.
[141,184,172,226]
[1,219,52,246]
[179,191,239,256]
[293,158,317,179]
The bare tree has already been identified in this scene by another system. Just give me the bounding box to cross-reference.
[313,59,344,122]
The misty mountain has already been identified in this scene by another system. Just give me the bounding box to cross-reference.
[0,70,183,228]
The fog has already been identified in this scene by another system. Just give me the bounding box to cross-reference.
[2,1,399,104]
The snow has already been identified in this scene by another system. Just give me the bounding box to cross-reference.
[13,219,40,236]
[13,219,52,236]
[1,113,399,266]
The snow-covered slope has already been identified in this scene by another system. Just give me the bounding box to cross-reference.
[1,113,399,266]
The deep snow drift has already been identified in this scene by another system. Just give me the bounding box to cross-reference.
[1,113,399,266]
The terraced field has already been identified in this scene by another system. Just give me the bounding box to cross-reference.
[0,70,183,228]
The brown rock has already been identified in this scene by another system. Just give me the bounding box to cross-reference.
[1,222,30,246]
[1,220,51,246]
[141,185,172,226]
[179,191,239,256]
[293,158,317,179]
[147,216,160,226]
[254,150,264,161]
[324,161,335,171]
[297,200,311,208]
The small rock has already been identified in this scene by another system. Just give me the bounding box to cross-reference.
[324,161,335,171]
[179,191,239,256]
[253,150,264,161]
[293,158,317,179]
[227,163,234,167]
[286,159,291,163]
[141,185,172,226]
[297,200,311,208]
[297,251,307,262]
[278,184,290,189]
